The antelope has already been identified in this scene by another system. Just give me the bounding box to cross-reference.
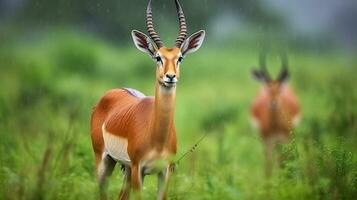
[250,55,300,177]
[90,0,205,199]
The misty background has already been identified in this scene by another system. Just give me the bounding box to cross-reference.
[1,0,356,50]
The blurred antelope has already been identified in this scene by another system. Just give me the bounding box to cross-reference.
[250,54,300,177]
[90,0,205,199]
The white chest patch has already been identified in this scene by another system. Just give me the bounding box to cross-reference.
[102,124,131,164]
[292,115,301,126]
[250,117,260,129]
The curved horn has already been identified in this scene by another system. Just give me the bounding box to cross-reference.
[278,52,289,82]
[146,0,163,48]
[281,52,288,69]
[259,51,271,81]
[174,0,188,47]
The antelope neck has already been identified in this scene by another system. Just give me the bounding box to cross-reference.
[151,82,176,150]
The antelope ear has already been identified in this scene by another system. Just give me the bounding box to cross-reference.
[251,69,267,83]
[278,68,289,83]
[132,30,157,58]
[180,30,205,57]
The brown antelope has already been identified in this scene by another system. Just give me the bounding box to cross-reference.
[90,0,205,199]
[250,55,300,177]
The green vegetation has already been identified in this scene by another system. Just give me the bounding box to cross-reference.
[0,30,356,200]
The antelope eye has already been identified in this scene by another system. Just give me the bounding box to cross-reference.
[156,56,162,63]
[178,56,183,63]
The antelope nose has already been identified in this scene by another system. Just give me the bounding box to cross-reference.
[166,74,176,80]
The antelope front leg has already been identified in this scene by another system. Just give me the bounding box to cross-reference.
[157,163,174,200]
[118,165,131,200]
[264,138,274,178]
[130,163,142,199]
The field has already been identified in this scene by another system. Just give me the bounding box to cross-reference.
[0,30,356,200]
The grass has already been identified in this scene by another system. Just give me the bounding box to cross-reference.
[0,30,356,199]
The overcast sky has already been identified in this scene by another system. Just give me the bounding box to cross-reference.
[267,0,357,34]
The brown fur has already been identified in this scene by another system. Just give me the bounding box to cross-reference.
[91,89,177,163]
[251,83,300,139]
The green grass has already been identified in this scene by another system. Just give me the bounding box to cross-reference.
[0,30,356,199]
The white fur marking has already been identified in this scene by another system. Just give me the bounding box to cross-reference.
[123,88,146,98]
[250,117,260,129]
[292,115,301,126]
[159,84,176,94]
[102,124,131,165]
[97,153,106,179]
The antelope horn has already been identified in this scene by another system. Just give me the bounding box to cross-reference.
[281,52,289,70]
[174,0,188,47]
[278,52,290,82]
[146,0,163,48]
[259,51,271,81]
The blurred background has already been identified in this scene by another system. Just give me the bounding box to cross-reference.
[0,0,356,199]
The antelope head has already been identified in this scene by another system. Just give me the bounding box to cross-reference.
[252,54,290,109]
[132,0,205,89]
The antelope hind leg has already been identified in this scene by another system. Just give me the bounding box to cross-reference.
[97,154,116,200]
